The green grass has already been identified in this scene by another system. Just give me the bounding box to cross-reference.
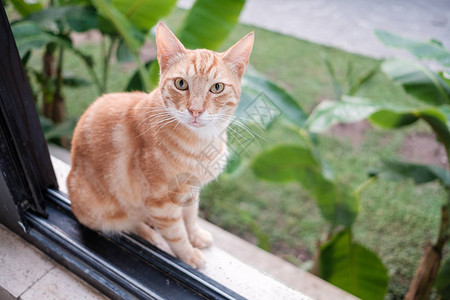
[25,8,449,299]
[26,43,136,118]
[319,127,446,297]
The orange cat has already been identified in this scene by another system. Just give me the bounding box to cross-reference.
[67,22,254,268]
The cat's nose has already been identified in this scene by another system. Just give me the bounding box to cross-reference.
[188,109,204,118]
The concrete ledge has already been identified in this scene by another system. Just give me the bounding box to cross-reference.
[200,219,357,300]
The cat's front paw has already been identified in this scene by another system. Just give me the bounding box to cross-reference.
[154,239,175,256]
[182,248,205,269]
[190,228,213,249]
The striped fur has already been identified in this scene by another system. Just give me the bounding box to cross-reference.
[67,22,254,268]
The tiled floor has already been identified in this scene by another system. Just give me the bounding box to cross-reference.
[0,223,105,300]
[0,286,15,300]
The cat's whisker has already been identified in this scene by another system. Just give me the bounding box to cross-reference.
[215,120,230,134]
[132,106,168,110]
[135,115,176,138]
[136,116,175,138]
[138,110,169,117]
[230,119,268,142]
[154,118,177,136]
[148,116,176,127]
[210,118,248,154]
[135,110,168,117]
[228,131,252,155]
[230,116,253,122]
[134,106,170,115]
[210,121,224,139]
[137,112,172,128]
[214,114,264,141]
[209,123,223,141]
[226,126,252,154]
[231,123,263,151]
[210,121,228,141]
[172,120,181,133]
[223,121,262,151]
[150,114,176,124]
[215,112,232,118]
[134,109,170,119]
[136,124,154,138]
[215,112,259,125]
[142,111,172,121]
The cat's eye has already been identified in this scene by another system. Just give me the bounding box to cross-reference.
[174,77,188,90]
[210,82,224,94]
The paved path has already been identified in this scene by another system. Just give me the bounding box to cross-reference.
[179,0,450,62]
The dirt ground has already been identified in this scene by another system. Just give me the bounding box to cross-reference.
[329,121,447,168]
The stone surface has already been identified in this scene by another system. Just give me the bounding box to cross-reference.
[0,224,55,297]
[0,223,105,299]
[200,219,358,300]
[20,265,106,300]
[202,246,309,300]
[179,0,450,67]
[50,154,71,194]
[0,286,15,300]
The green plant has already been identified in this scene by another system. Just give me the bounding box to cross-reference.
[250,127,388,299]
[39,114,77,142]
[243,40,390,298]
[321,52,379,101]
[11,3,97,124]
[306,31,450,300]
[435,257,450,298]
[320,229,388,300]
[89,0,178,91]
[244,59,389,298]
[9,0,176,126]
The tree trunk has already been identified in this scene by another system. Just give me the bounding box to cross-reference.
[52,46,65,124]
[42,46,55,119]
[310,239,322,276]
[51,93,65,124]
[405,205,449,300]
[405,243,441,300]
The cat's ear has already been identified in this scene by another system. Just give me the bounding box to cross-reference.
[222,32,254,79]
[156,22,186,71]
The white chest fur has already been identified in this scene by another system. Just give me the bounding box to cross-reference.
[193,142,229,185]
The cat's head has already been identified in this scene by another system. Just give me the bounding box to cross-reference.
[156,22,254,137]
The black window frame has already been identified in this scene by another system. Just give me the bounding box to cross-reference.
[0,4,244,299]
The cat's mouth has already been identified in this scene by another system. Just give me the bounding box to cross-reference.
[188,120,206,128]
